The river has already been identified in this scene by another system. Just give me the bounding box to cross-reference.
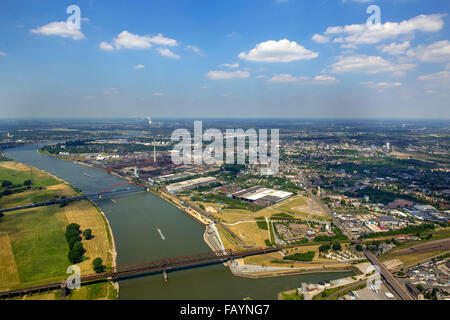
[5,144,352,300]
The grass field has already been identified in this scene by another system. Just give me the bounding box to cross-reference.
[0,184,75,210]
[274,196,330,221]
[64,201,113,275]
[0,206,69,286]
[0,233,20,288]
[227,221,268,247]
[0,161,115,299]
[0,161,59,187]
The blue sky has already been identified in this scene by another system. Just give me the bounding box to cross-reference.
[0,0,449,119]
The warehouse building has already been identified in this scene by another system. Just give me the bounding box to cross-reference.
[232,186,293,206]
[166,176,217,193]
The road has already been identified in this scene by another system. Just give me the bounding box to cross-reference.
[363,250,415,300]
[309,193,355,241]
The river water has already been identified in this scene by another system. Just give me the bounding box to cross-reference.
[5,145,352,300]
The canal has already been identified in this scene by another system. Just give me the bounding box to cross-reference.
[5,145,352,300]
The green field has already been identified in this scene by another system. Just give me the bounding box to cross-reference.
[0,186,73,210]
[0,162,59,187]
[0,206,69,287]
[0,161,116,299]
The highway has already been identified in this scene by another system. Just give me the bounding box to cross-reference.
[363,250,415,300]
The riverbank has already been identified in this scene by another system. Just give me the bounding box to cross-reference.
[34,159,119,272]
[41,164,119,298]
[0,159,118,299]
[37,151,359,284]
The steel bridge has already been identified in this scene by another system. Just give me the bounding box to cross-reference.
[0,247,280,299]
[0,182,148,214]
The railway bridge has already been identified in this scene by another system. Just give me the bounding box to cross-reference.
[0,247,280,299]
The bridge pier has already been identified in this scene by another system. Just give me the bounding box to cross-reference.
[98,195,102,200]
[163,269,168,282]
[61,282,69,298]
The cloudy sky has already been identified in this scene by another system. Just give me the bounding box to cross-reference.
[0,0,449,119]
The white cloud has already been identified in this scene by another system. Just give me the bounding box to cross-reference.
[314,14,445,46]
[220,63,239,69]
[417,70,450,81]
[113,31,153,49]
[268,74,337,84]
[407,40,450,62]
[31,21,85,40]
[153,92,164,96]
[227,32,241,38]
[380,41,410,55]
[330,55,416,75]
[133,64,145,70]
[312,34,329,44]
[0,51,6,56]
[361,81,403,89]
[186,45,202,55]
[314,75,338,84]
[99,41,114,51]
[206,70,250,80]
[100,31,177,51]
[268,74,307,83]
[157,48,180,59]
[148,33,178,46]
[103,88,120,95]
[238,39,318,63]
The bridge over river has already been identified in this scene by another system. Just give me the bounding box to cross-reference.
[0,247,281,299]
[0,182,149,214]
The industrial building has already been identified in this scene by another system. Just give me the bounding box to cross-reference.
[232,186,293,206]
[166,176,217,193]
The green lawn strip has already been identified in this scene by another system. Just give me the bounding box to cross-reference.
[0,206,70,285]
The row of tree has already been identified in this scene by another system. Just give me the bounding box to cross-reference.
[319,241,342,253]
[65,224,94,264]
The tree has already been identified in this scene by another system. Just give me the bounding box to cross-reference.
[23,180,32,186]
[93,258,105,273]
[332,241,342,251]
[2,180,12,187]
[83,229,93,240]
[355,244,363,251]
[68,241,84,264]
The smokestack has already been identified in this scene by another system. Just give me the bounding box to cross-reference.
[153,136,156,163]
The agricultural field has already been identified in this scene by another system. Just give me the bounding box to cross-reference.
[0,161,115,299]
